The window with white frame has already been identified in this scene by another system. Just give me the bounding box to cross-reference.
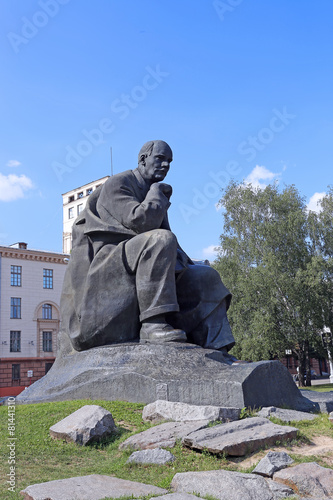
[11,265,22,286]
[43,331,52,352]
[43,269,53,289]
[10,331,21,352]
[10,298,21,319]
[42,304,52,319]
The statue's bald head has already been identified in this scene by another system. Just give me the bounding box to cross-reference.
[138,140,172,166]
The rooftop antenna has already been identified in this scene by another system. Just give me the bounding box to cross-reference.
[110,147,114,176]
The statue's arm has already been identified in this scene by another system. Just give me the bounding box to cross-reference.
[102,176,171,233]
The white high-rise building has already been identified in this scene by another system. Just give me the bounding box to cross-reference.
[62,176,109,253]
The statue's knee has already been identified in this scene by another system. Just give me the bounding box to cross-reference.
[148,229,177,250]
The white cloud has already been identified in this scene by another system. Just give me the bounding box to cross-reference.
[307,192,326,213]
[244,165,280,189]
[6,160,21,168]
[0,173,34,201]
[202,244,220,260]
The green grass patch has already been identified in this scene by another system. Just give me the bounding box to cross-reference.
[267,413,332,440]
[1,399,332,500]
[301,384,333,392]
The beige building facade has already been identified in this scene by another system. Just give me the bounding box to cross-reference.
[0,243,69,396]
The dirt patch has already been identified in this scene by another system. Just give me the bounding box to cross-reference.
[233,435,333,470]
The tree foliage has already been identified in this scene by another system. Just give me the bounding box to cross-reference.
[214,181,333,386]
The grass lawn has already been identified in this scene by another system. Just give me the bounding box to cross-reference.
[301,383,333,392]
[1,399,332,500]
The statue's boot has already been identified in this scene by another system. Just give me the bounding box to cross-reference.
[140,315,186,343]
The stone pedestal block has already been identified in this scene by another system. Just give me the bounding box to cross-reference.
[16,342,317,412]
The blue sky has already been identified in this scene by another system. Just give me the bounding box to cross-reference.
[1,0,332,259]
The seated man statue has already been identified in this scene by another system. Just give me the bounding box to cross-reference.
[60,140,237,363]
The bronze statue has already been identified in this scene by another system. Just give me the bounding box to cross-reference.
[60,140,237,362]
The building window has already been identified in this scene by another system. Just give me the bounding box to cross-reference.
[68,195,74,203]
[43,269,53,289]
[77,191,83,199]
[11,265,22,286]
[86,188,93,195]
[68,207,74,219]
[45,362,53,374]
[10,331,21,352]
[77,203,83,215]
[43,332,52,352]
[42,304,52,319]
[12,364,20,384]
[10,298,21,319]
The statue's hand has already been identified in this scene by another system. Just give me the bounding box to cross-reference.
[152,182,173,200]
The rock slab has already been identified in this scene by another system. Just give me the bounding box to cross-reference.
[252,451,294,477]
[119,420,208,451]
[16,343,317,412]
[273,461,333,498]
[300,389,333,413]
[171,469,294,500]
[182,417,299,456]
[257,406,317,422]
[20,474,167,500]
[49,405,116,445]
[126,448,176,464]
[142,399,241,423]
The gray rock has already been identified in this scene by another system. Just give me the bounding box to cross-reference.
[182,417,298,456]
[300,389,333,413]
[264,478,296,498]
[142,400,241,423]
[120,420,208,451]
[273,462,333,497]
[20,474,167,500]
[49,405,116,445]
[171,469,294,500]
[329,411,333,423]
[252,451,294,477]
[126,448,176,464]
[257,406,317,422]
[16,343,318,413]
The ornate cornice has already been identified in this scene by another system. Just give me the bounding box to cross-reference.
[0,247,69,264]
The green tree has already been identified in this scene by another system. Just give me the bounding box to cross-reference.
[214,181,329,387]
[309,187,333,369]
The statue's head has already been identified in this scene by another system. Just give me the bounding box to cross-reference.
[138,140,173,184]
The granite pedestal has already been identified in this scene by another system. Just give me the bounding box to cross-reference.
[16,342,317,412]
